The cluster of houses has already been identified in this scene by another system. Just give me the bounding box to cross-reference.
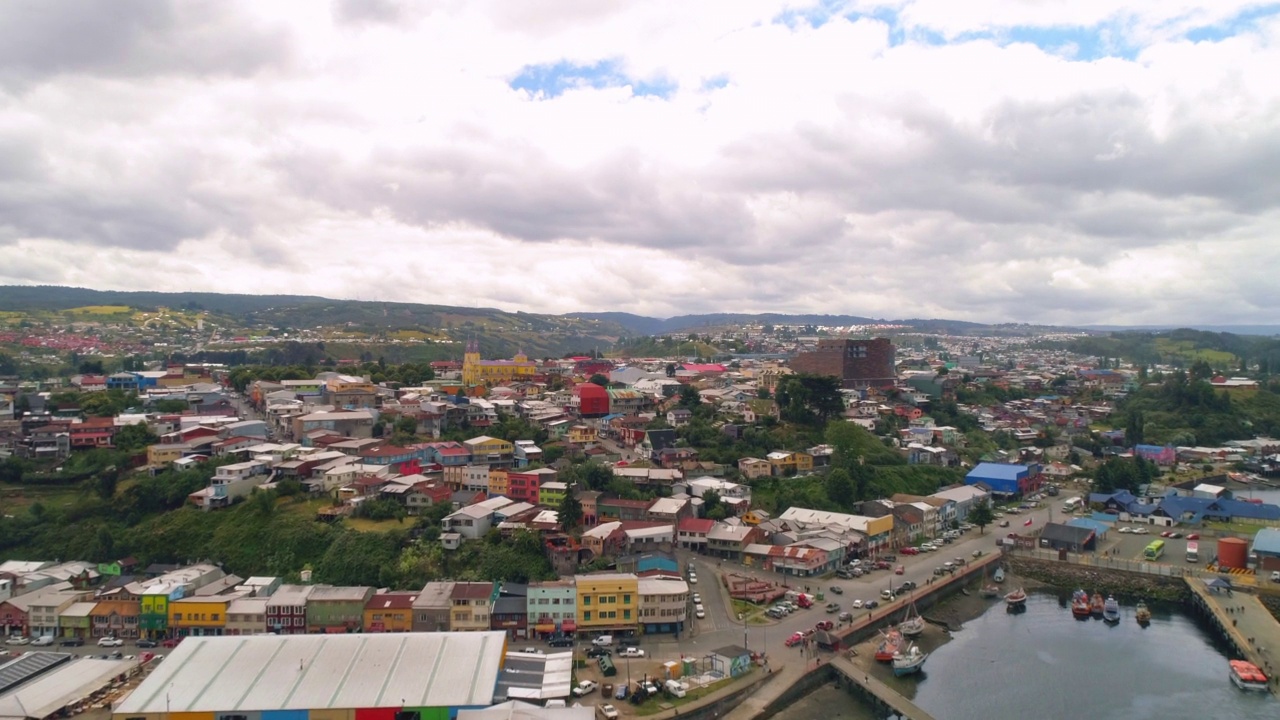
[0,559,694,643]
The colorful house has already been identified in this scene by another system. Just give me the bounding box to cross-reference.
[363,591,418,633]
[171,596,238,637]
[307,585,374,633]
[574,572,639,635]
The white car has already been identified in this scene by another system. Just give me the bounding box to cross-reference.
[599,704,619,720]
[692,593,702,603]
[619,647,645,658]
[850,599,864,609]
[695,605,706,619]
[571,680,598,697]
[5,636,30,646]
[1118,527,1132,534]
[1133,527,1149,535]
[98,637,124,647]
[688,575,698,584]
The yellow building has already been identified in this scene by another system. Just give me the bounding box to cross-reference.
[363,591,417,633]
[464,435,514,464]
[574,572,639,633]
[462,340,538,387]
[146,443,186,467]
[766,451,814,476]
[567,425,597,444]
[488,469,509,497]
[171,596,236,637]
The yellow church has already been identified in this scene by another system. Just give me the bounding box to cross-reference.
[462,340,538,386]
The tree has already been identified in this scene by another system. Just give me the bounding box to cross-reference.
[679,383,701,408]
[701,490,722,518]
[558,492,583,533]
[824,468,855,510]
[113,423,158,453]
[968,499,994,535]
[1125,410,1145,447]
[666,363,677,378]
[588,373,609,387]
[95,466,119,500]
[775,374,844,426]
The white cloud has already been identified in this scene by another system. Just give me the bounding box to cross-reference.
[0,0,1278,325]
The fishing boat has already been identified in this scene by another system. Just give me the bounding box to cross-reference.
[892,645,929,676]
[993,567,1005,583]
[1004,588,1027,607]
[980,584,1000,599]
[874,629,904,662]
[1071,589,1091,619]
[1089,592,1105,617]
[1135,601,1152,626]
[899,602,926,638]
[1102,596,1120,624]
[1229,660,1270,691]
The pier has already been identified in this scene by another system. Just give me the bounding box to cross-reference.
[827,654,937,720]
[1186,577,1280,695]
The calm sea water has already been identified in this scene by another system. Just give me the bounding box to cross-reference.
[776,592,1275,720]
[898,593,1274,720]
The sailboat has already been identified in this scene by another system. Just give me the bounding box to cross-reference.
[899,602,926,638]
[892,645,929,676]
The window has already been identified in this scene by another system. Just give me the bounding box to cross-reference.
[582,596,591,606]
[622,594,631,605]
[212,614,220,621]
[583,611,592,621]
[623,610,631,620]
[172,613,182,622]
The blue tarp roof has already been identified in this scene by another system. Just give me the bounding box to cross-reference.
[1068,518,1114,535]
[966,462,1029,481]
[1251,527,1280,556]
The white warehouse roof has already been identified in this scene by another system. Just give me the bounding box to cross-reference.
[113,632,507,715]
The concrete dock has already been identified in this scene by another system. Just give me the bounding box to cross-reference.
[1187,577,1280,695]
[828,654,936,720]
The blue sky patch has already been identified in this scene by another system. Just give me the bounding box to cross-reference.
[1185,4,1280,42]
[510,59,677,99]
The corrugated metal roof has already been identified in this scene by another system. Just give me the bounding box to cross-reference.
[113,632,506,714]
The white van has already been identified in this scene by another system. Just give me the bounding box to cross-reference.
[592,635,614,647]
[664,680,687,698]
[31,635,54,647]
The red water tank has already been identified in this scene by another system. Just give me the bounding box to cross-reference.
[1217,537,1248,569]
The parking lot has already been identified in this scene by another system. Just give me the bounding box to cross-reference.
[3,636,175,661]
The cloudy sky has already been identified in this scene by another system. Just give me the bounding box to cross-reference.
[1,0,1278,325]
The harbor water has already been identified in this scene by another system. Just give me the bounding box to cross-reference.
[776,591,1275,720]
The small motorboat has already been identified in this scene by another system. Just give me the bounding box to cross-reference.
[1090,592,1105,617]
[1102,596,1120,624]
[1004,588,1027,606]
[1229,660,1270,691]
[892,645,928,676]
[980,584,1000,598]
[993,567,1006,583]
[1135,601,1152,626]
[1071,589,1091,619]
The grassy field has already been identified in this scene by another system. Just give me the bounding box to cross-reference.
[1153,338,1237,366]
[0,482,86,513]
[67,305,133,315]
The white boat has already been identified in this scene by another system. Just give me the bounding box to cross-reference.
[892,645,928,676]
[1004,588,1027,606]
[1102,596,1120,624]
[899,602,926,638]
[993,567,1005,583]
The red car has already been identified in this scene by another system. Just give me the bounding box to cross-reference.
[1160,531,1172,538]
[900,547,919,556]
[1185,533,1200,540]
[785,632,805,647]
[161,637,182,648]
[894,565,905,575]
[814,620,834,631]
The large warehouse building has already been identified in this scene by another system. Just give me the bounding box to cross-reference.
[112,632,508,720]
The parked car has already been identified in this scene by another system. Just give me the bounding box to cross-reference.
[1118,526,1132,533]
[1160,530,1172,538]
[614,684,629,700]
[828,586,843,594]
[900,547,919,556]
[838,611,853,622]
[864,600,880,609]
[548,634,574,647]
[572,680,599,697]
[998,520,1010,528]
[695,605,706,619]
[815,620,834,631]
[894,565,905,575]
[899,580,917,591]
[1186,533,1200,540]
[587,646,611,658]
[60,637,85,647]
[99,636,124,647]
[880,554,897,562]
[592,635,614,647]
[6,636,30,646]
[31,636,54,647]
[850,599,864,609]
[135,639,158,648]
[1133,527,1149,534]
[692,593,701,604]
[520,647,544,654]
[785,632,805,647]
[599,704,620,720]
[619,647,645,658]
[161,638,181,648]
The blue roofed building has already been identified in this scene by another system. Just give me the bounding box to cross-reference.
[1251,528,1280,573]
[1067,517,1113,540]
[964,462,1042,497]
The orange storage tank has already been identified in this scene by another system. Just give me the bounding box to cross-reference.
[1217,537,1249,569]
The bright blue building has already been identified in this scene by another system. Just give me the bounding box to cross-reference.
[964,462,1041,496]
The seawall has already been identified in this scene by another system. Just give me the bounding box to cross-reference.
[1006,555,1190,601]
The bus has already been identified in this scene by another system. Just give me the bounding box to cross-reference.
[1062,497,1081,513]
[1186,541,1199,563]
[1144,539,1166,561]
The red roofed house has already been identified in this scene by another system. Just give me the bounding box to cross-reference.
[69,416,119,449]
[678,517,715,552]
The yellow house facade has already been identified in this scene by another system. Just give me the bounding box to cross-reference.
[767,451,813,476]
[171,596,236,637]
[146,443,186,467]
[574,573,639,633]
[567,425,597,444]
[488,469,509,497]
[464,435,514,463]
